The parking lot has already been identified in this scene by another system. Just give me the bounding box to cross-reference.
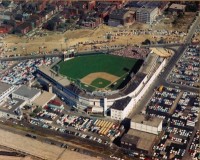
[168,45,200,88]
[189,130,200,160]
[146,86,181,119]
[144,86,200,159]
[153,126,193,159]
[27,97,123,146]
[172,91,199,127]
[0,57,59,85]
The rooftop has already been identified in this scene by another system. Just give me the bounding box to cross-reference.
[169,3,186,10]
[131,114,163,127]
[110,9,134,20]
[39,65,70,87]
[110,96,131,110]
[13,85,40,99]
[33,91,56,107]
[127,129,156,151]
[136,6,157,13]
[121,133,139,145]
[0,82,12,95]
[0,98,25,114]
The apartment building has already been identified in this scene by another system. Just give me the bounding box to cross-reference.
[136,7,158,24]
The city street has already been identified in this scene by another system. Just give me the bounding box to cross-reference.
[129,14,200,118]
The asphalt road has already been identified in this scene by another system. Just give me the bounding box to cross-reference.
[0,43,197,62]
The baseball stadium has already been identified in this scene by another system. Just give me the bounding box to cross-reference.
[37,46,169,110]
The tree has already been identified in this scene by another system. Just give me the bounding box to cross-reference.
[142,39,151,45]
[33,106,42,114]
[46,21,56,31]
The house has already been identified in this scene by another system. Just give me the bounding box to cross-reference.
[81,17,102,28]
[88,1,96,10]
[110,97,133,121]
[37,1,46,12]
[0,26,7,33]
[44,16,61,31]
[1,11,13,20]
[29,14,42,28]
[169,3,186,14]
[0,24,13,33]
[72,1,87,11]
[15,14,24,22]
[96,3,110,18]
[7,1,18,12]
[108,9,135,26]
[79,11,102,28]
[62,6,78,18]
[14,22,32,34]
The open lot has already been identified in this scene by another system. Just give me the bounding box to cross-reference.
[57,54,138,90]
[0,129,101,160]
[152,12,196,32]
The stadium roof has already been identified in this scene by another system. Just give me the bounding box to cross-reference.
[110,96,131,110]
[39,65,70,87]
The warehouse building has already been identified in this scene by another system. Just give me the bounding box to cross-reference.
[0,82,16,103]
[131,114,163,135]
[121,129,157,154]
[12,85,41,104]
[0,98,25,120]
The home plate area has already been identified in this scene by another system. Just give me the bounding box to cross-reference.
[81,72,119,89]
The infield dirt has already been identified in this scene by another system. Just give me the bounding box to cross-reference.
[81,72,119,86]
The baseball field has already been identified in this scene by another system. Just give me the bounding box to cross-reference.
[57,54,139,91]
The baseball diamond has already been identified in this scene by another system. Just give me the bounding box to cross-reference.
[56,54,140,91]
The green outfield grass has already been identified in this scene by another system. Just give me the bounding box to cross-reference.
[56,54,140,91]
[58,54,138,79]
[90,78,111,88]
